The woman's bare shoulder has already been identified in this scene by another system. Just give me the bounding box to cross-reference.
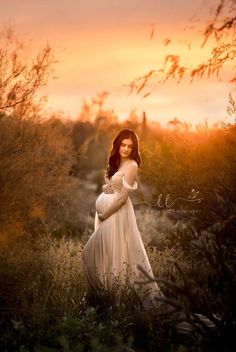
[124,160,138,176]
[128,159,138,169]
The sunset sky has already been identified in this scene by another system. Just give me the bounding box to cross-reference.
[1,0,234,127]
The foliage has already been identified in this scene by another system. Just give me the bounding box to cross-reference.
[137,215,236,352]
[0,21,235,352]
[138,122,236,227]
[1,214,235,351]
[127,0,236,96]
[0,234,85,328]
[0,233,175,352]
[0,113,81,239]
[0,29,81,239]
[0,27,55,117]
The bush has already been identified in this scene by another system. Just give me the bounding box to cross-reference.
[0,113,80,239]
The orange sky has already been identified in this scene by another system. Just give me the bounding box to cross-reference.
[1,0,235,127]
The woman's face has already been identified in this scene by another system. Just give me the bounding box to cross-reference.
[119,138,133,159]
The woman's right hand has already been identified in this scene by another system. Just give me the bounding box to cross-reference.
[102,184,114,194]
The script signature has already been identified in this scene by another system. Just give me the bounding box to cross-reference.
[141,189,204,208]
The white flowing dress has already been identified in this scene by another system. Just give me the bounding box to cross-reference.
[81,171,164,307]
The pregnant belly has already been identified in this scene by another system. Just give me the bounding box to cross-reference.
[95,192,120,214]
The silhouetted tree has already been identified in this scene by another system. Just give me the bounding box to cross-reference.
[128,0,236,97]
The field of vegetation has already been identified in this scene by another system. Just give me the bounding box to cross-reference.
[0,29,236,352]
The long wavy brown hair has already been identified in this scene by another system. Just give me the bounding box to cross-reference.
[105,129,141,179]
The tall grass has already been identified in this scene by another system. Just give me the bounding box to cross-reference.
[0,233,86,327]
[0,231,176,351]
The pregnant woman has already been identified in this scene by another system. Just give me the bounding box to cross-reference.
[81,129,163,308]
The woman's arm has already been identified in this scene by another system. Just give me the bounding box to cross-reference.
[99,162,138,220]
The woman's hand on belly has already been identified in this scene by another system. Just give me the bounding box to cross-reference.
[102,184,114,194]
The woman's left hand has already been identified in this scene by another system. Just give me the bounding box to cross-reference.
[98,213,105,221]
